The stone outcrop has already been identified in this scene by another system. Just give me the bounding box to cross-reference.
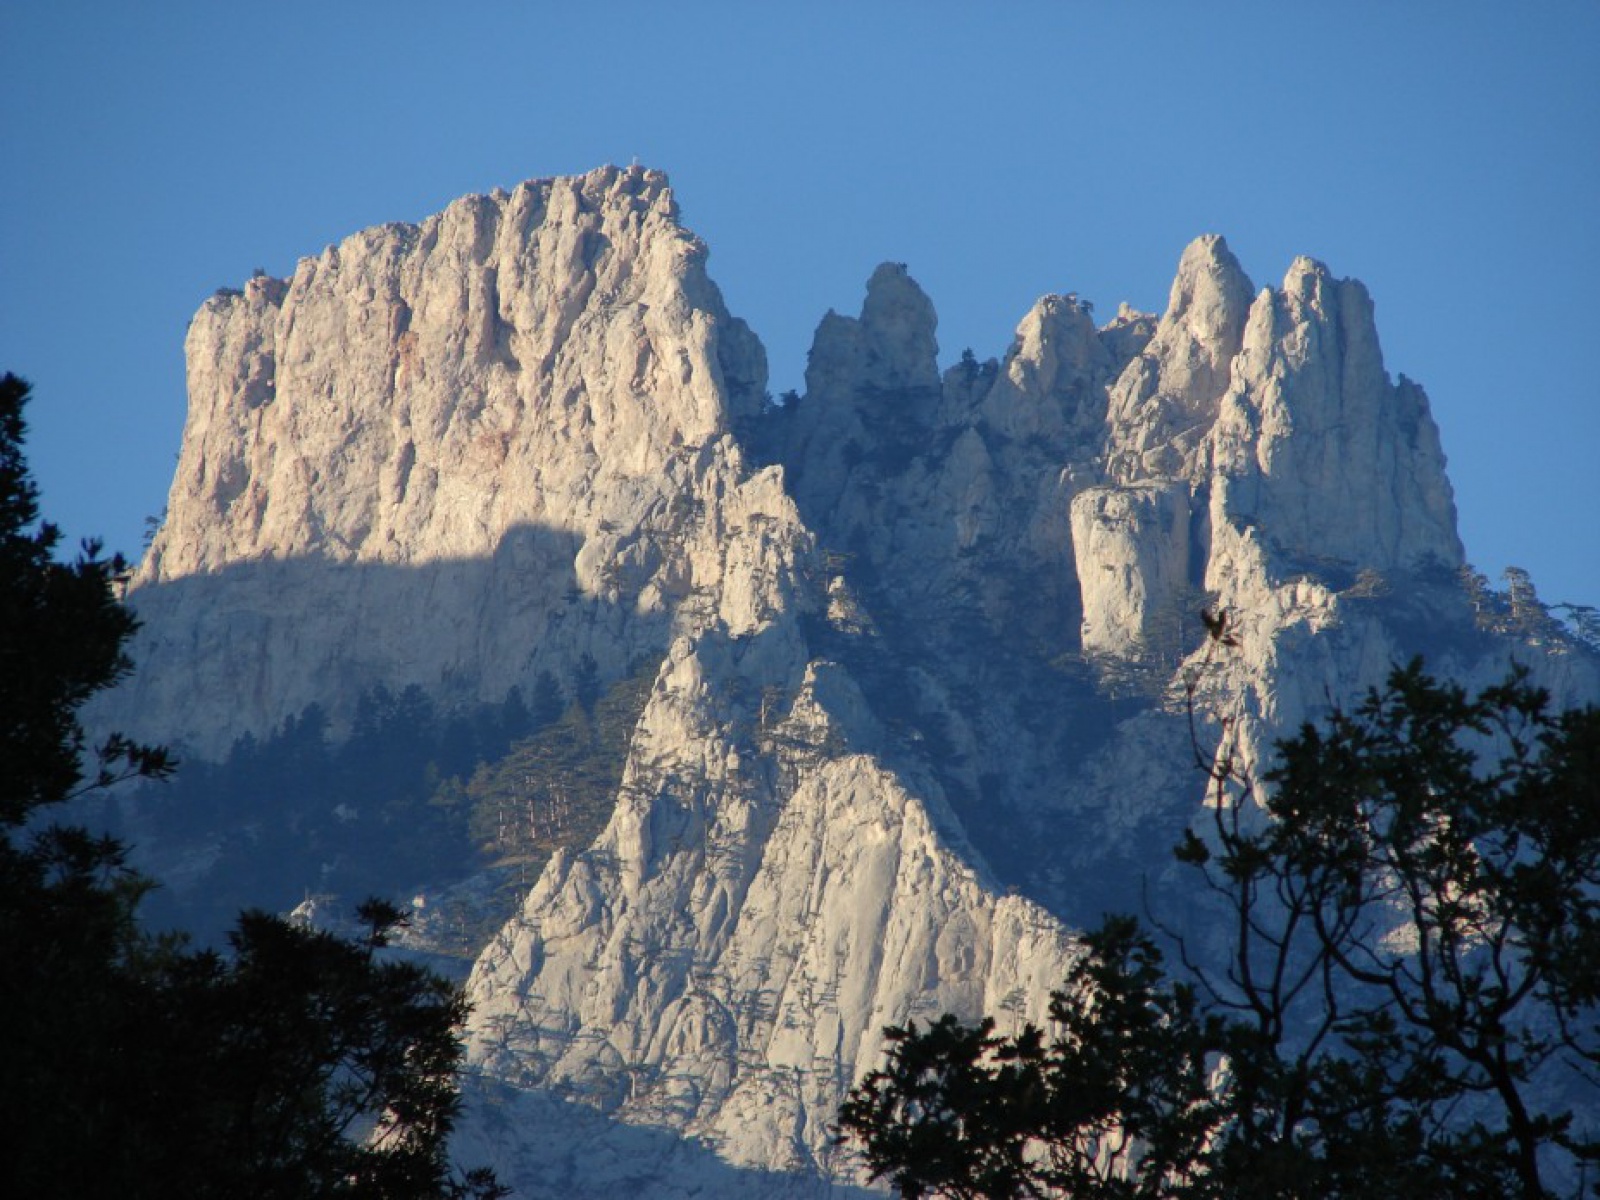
[1071,481,1191,662]
[99,171,1599,1196]
[111,166,770,757]
[1208,257,1462,577]
[465,652,1074,1188]
[1103,234,1253,484]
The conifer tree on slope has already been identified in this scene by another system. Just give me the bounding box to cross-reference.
[840,660,1600,1199]
[0,372,503,1198]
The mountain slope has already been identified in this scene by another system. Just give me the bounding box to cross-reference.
[97,167,1599,1195]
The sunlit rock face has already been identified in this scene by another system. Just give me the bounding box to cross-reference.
[102,171,1598,1196]
[1104,233,1254,485]
[154,166,764,581]
[110,166,772,758]
[464,652,1075,1189]
[1208,256,1462,578]
[1072,481,1191,662]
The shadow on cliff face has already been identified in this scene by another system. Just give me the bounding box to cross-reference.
[751,389,1196,928]
[457,1078,882,1200]
[104,521,671,758]
[95,519,882,1195]
[89,521,674,946]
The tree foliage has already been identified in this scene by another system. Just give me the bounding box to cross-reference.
[0,372,171,824]
[455,665,653,863]
[840,919,1219,1199]
[838,661,1600,1198]
[0,373,501,1198]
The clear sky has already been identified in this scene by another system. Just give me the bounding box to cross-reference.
[4,3,1597,608]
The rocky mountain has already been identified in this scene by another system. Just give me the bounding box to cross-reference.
[117,166,770,760]
[97,166,1599,1196]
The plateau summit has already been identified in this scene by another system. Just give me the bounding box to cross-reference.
[97,166,1599,1196]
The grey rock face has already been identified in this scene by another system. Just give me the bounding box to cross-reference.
[100,175,1598,1196]
[1072,481,1191,662]
[108,167,771,757]
[1209,257,1462,576]
[1104,234,1253,483]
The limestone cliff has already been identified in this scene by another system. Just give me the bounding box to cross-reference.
[113,166,769,757]
[99,172,1599,1196]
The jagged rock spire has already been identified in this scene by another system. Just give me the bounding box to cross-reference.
[1208,255,1463,577]
[94,170,1590,1198]
[1103,234,1254,483]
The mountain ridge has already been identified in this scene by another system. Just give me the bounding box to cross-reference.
[95,166,1600,1195]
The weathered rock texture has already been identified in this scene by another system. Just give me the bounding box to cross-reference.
[101,170,1599,1196]
[1072,481,1191,661]
[113,166,770,757]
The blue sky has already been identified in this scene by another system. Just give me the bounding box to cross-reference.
[3,3,1597,608]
